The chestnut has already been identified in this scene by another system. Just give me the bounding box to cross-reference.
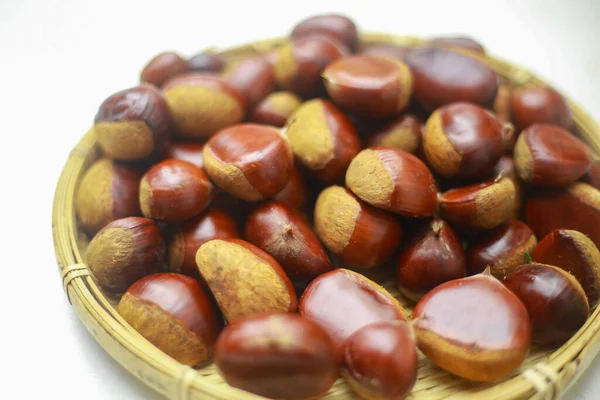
[202,123,293,201]
[467,220,537,276]
[504,263,589,346]
[439,176,516,231]
[250,91,302,127]
[163,141,204,168]
[397,218,467,301]
[526,183,600,250]
[322,55,413,118]
[300,268,408,350]
[162,73,245,139]
[223,56,275,106]
[272,163,309,210]
[274,35,348,97]
[405,47,498,111]
[94,85,172,161]
[366,114,422,154]
[215,313,339,400]
[531,229,600,306]
[346,147,438,217]
[188,52,225,73]
[342,321,418,400]
[118,273,222,366]
[493,156,523,219]
[284,99,361,182]
[140,159,214,222]
[360,44,410,61]
[423,102,509,181]
[427,36,486,54]
[86,217,164,292]
[582,160,600,190]
[76,158,144,233]
[413,270,531,382]
[514,123,591,187]
[314,186,403,269]
[140,51,189,87]
[168,209,240,279]
[195,239,297,322]
[511,86,572,132]
[291,13,359,52]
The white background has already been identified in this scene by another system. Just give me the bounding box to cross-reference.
[1,0,599,398]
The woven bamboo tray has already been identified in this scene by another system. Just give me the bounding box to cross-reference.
[53,33,600,400]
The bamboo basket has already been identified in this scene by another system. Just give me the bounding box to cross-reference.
[53,33,600,400]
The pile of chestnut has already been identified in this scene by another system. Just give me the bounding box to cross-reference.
[75,13,600,400]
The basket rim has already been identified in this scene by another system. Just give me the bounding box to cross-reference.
[52,32,600,400]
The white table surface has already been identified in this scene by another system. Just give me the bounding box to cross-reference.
[2,0,599,398]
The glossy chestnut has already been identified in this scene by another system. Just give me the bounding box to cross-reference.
[274,35,348,97]
[284,99,361,182]
[405,47,498,112]
[86,217,165,292]
[467,220,537,276]
[94,85,172,161]
[224,56,275,106]
[163,142,204,168]
[300,268,408,350]
[250,91,302,127]
[195,238,297,322]
[215,313,339,400]
[359,44,410,61]
[118,273,222,366]
[322,55,413,118]
[439,176,516,231]
[314,186,403,269]
[246,201,332,286]
[76,158,144,233]
[493,156,523,219]
[514,123,591,187]
[426,36,486,54]
[188,52,226,73]
[511,86,572,132]
[397,218,467,301]
[504,263,589,346]
[366,114,422,154]
[346,147,438,217]
[140,159,214,222]
[168,209,240,279]
[531,229,600,307]
[413,271,532,382]
[203,123,293,201]
[423,102,509,181]
[162,73,245,138]
[272,163,310,210]
[140,51,189,87]
[291,13,359,52]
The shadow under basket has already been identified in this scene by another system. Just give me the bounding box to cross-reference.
[52,33,600,400]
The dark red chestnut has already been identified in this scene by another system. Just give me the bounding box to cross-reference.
[188,52,226,73]
[141,51,189,87]
[224,56,275,107]
[272,163,309,210]
[250,91,302,127]
[291,13,359,52]
[511,86,572,132]
[366,114,422,154]
[163,142,204,168]
[427,36,486,54]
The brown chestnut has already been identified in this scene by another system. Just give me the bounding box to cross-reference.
[300,268,408,349]
[427,36,486,54]
[195,239,297,322]
[346,147,438,217]
[439,176,516,231]
[531,229,600,307]
[76,158,144,233]
[118,273,222,366]
[215,313,339,400]
[168,209,239,279]
[140,159,214,222]
[511,86,572,132]
[203,123,293,201]
[504,263,589,346]
[250,91,302,127]
[413,270,531,382]
[94,85,172,161]
[223,56,275,106]
[342,321,418,400]
[397,218,467,301]
[86,217,164,292]
[366,114,422,154]
[514,123,591,187]
[272,163,310,210]
[493,156,523,220]
[423,102,509,181]
[162,73,245,138]
[322,55,413,118]
[140,51,189,87]
[275,35,348,97]
[405,47,498,111]
[284,99,361,182]
[291,13,359,52]
[163,141,204,168]
[188,52,225,73]
[314,186,403,269]
[360,44,410,61]
[467,220,537,276]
